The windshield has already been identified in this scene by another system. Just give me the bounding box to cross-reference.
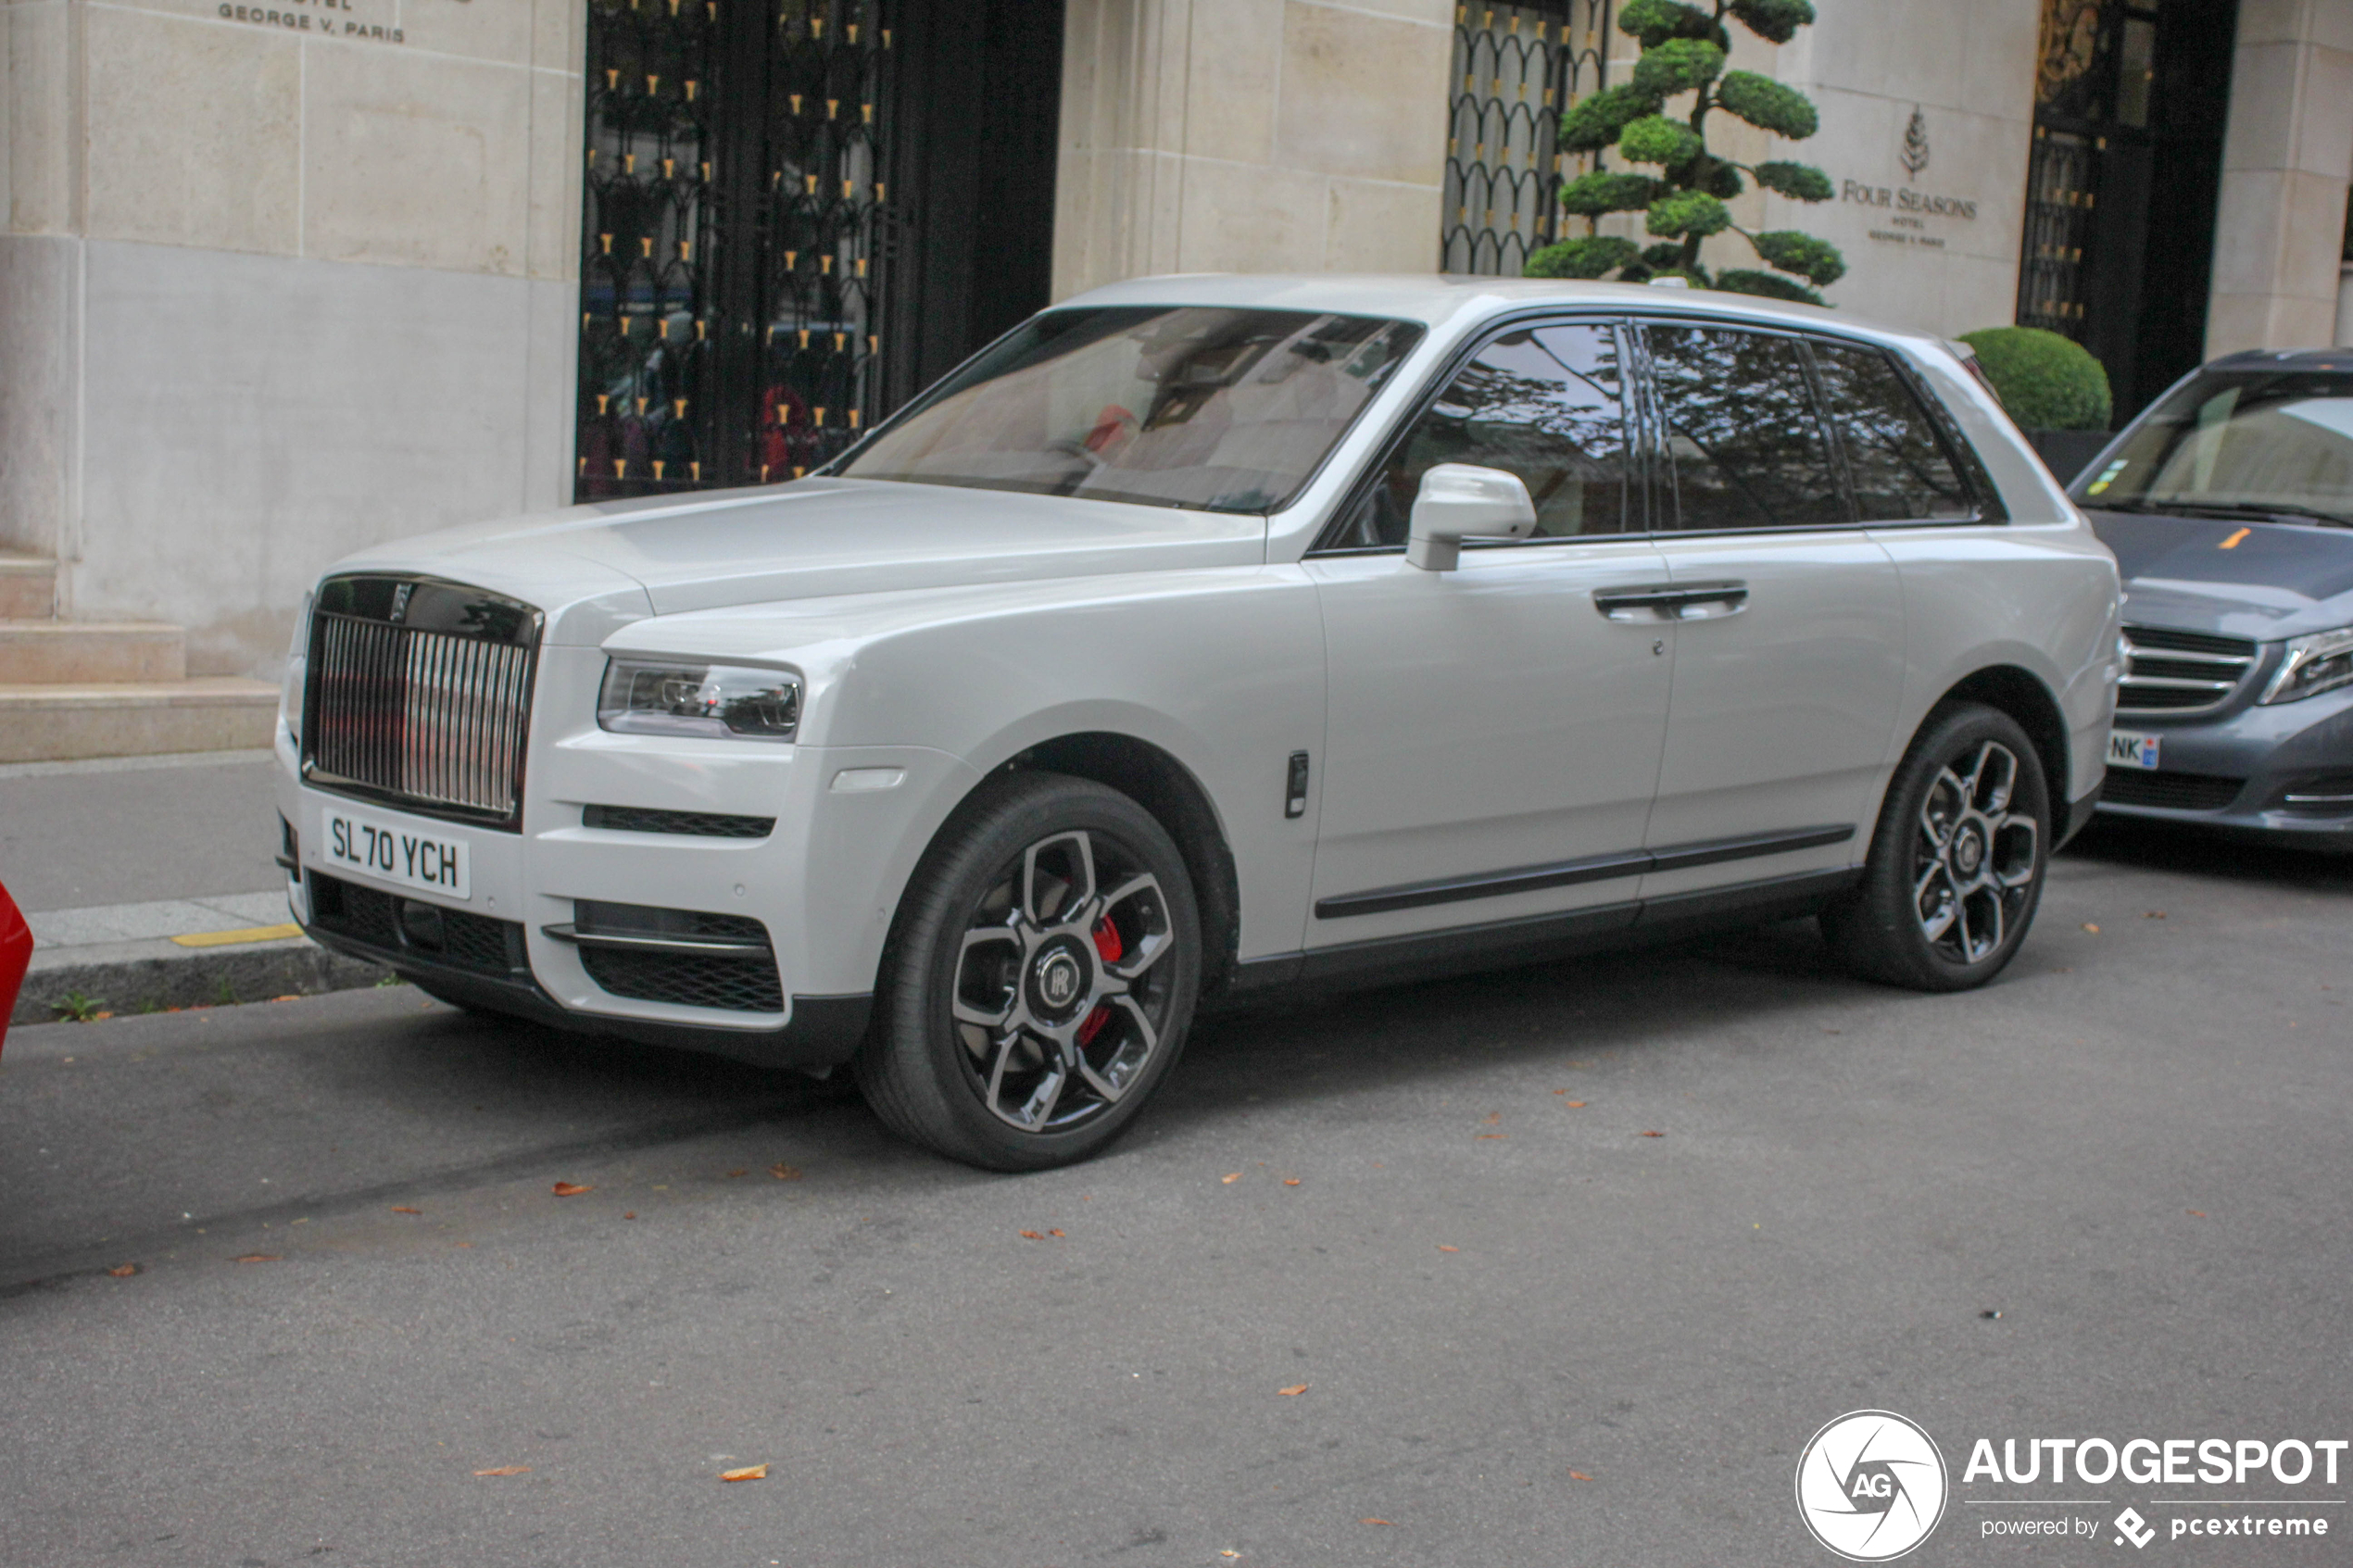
[2077,368,2353,521]
[837,307,1425,513]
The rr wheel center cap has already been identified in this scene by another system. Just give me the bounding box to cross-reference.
[1028,943,1092,1022]
[1953,824,1985,875]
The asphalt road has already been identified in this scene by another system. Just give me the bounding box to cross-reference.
[2,821,2347,1567]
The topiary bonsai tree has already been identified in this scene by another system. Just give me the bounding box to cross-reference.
[1956,327,2113,431]
[1524,0,1843,306]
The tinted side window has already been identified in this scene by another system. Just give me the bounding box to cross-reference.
[1811,341,1976,521]
[1323,322,1629,549]
[1646,324,1849,532]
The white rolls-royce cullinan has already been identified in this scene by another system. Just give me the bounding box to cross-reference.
[277,276,2120,1170]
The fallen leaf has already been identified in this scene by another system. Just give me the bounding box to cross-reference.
[725,1169,747,1178]
[1221,1173,1242,1184]
[1476,1133,1507,1140]
[391,1206,422,1214]
[2187,1210,2207,1218]
[1637,1130,1665,1137]
[232,1254,281,1263]
[2145,910,2167,920]
[1282,1178,1301,1186]
[1561,1101,1587,1109]
[768,1164,801,1180]
[1481,1111,1501,1124]
[2082,922,2101,935]
[1569,1471,1594,1481]
[1362,1518,1396,1526]
[719,1462,769,1482]
[1019,1230,1044,1240]
[1048,1229,1066,1237]
[623,1211,636,1220]
[107,1263,139,1278]
[552,1182,591,1197]
[1277,1384,1308,1397]
[473,1465,530,1476]
[1222,1553,1242,1560]
[1437,1245,1459,1252]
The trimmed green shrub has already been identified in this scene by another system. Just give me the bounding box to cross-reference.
[1956,327,2113,430]
[1527,0,1842,303]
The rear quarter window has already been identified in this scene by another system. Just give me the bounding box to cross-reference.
[1809,340,1978,523]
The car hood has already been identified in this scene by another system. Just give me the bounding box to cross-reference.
[331,478,1269,644]
[2087,510,2353,641]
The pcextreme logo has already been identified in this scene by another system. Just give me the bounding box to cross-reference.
[1796,1410,1951,1561]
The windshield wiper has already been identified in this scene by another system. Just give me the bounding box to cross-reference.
[2141,498,2353,529]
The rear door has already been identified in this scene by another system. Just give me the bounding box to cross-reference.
[1305,319,1674,946]
[1633,320,1906,902]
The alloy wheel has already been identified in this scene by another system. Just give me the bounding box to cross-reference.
[950,828,1178,1134]
[1912,740,2040,965]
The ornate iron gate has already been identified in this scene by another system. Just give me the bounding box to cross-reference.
[1442,0,1610,276]
[577,0,898,501]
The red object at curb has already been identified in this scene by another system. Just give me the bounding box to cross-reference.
[0,879,31,1058]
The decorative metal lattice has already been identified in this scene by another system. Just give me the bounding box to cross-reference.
[578,0,895,501]
[1441,0,1610,276]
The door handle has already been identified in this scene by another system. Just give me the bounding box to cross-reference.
[1592,581,1749,621]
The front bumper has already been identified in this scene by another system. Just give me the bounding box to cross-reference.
[2096,680,2353,847]
[273,646,980,1064]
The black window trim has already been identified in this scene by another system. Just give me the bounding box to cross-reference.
[1802,331,2009,530]
[1305,307,1650,558]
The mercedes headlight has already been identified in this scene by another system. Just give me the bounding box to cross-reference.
[598,659,801,741]
[2260,627,2353,705]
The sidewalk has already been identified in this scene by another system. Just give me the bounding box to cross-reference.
[2,750,386,1024]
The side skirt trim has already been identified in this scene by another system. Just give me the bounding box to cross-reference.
[1312,823,1856,919]
[1221,866,1861,1002]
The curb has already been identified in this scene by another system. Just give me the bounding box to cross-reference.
[12,934,392,1025]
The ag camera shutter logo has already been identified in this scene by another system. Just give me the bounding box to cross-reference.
[1796,1410,1949,1561]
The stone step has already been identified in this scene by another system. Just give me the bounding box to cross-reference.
[0,620,185,684]
[0,678,279,763]
[0,553,56,620]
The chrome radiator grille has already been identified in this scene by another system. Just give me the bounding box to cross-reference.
[302,577,543,829]
[2116,625,2259,716]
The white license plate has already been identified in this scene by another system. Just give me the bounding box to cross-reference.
[322,809,472,900]
[2108,729,2162,771]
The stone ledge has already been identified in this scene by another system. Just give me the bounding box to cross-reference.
[12,934,391,1025]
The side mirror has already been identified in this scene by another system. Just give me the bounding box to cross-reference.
[1405,464,1538,571]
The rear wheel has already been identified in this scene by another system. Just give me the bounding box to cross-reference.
[1822,703,2049,992]
[855,772,1200,1171]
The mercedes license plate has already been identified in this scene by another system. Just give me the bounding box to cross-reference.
[2107,729,2161,771]
[322,809,472,899]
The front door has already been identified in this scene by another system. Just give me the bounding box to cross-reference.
[1306,320,1674,946]
[1633,320,1906,903]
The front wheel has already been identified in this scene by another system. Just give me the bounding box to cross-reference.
[854,772,1201,1171]
[1821,703,2049,992]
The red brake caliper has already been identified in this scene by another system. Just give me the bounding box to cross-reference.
[1076,919,1122,1045]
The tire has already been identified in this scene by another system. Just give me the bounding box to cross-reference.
[1821,702,2051,993]
[853,771,1202,1171]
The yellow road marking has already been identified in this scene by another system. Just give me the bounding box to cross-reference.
[170,922,301,948]
[2219,527,2250,549]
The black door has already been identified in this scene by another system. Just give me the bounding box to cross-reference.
[2015,0,2236,423]
[575,0,1063,502]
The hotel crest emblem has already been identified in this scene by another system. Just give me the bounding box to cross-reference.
[1900,108,1931,177]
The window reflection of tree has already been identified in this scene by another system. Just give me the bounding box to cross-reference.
[1650,328,1846,532]
[1381,327,1628,541]
[1812,344,1970,521]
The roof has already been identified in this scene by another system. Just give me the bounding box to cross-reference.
[2207,347,2353,372]
[1057,272,1939,349]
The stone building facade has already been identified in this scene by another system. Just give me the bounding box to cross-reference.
[1,0,2349,746]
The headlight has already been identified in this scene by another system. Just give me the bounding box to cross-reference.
[598,658,801,741]
[2261,627,2353,705]
[281,590,313,746]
